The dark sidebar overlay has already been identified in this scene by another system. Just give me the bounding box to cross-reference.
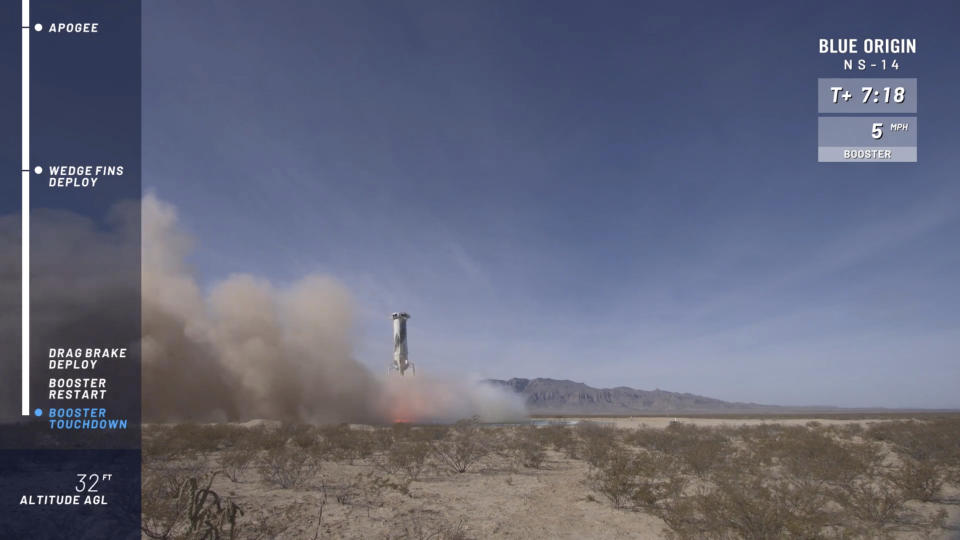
[1,2,141,538]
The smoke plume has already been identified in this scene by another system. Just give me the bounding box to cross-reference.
[142,195,383,423]
[142,195,524,423]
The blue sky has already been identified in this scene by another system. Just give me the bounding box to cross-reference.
[143,1,960,408]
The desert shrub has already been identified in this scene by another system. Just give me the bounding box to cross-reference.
[431,417,488,474]
[256,445,320,489]
[844,422,865,437]
[866,419,957,501]
[866,419,959,465]
[240,501,322,540]
[351,431,378,461]
[371,426,395,453]
[316,424,377,463]
[392,508,471,540]
[838,479,905,530]
[507,428,547,469]
[695,475,833,539]
[591,444,636,509]
[316,424,352,460]
[142,426,177,460]
[630,452,686,510]
[143,432,214,480]
[538,424,578,457]
[219,446,257,483]
[654,446,836,537]
[142,468,193,539]
[390,422,414,441]
[143,426,200,462]
[699,477,788,538]
[202,424,249,447]
[622,419,958,539]
[734,424,883,493]
[589,442,690,512]
[889,458,945,502]
[777,481,838,538]
[273,422,318,449]
[629,424,728,478]
[141,471,241,540]
[731,423,794,461]
[777,429,880,486]
[733,423,784,440]
[414,424,450,442]
[824,422,864,439]
[178,474,242,539]
[677,433,727,479]
[376,440,431,481]
[657,495,701,540]
[155,424,248,456]
[577,422,619,470]
[623,427,667,451]
[476,426,511,459]
[334,471,411,513]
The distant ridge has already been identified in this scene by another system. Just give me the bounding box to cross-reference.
[485,378,787,414]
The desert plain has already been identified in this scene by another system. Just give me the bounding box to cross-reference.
[142,414,960,539]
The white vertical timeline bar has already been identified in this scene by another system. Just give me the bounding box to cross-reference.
[21,0,30,416]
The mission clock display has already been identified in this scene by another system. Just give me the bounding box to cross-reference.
[817,78,917,162]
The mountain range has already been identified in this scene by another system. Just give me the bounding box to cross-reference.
[485,378,788,414]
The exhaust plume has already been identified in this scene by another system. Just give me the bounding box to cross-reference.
[382,373,527,424]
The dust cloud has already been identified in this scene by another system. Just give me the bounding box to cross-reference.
[142,195,525,424]
[142,194,380,423]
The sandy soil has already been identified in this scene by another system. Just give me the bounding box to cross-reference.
[206,448,671,539]
[148,417,960,539]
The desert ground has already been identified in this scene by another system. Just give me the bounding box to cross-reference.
[142,415,960,539]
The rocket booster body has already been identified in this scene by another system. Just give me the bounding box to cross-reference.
[391,312,413,375]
